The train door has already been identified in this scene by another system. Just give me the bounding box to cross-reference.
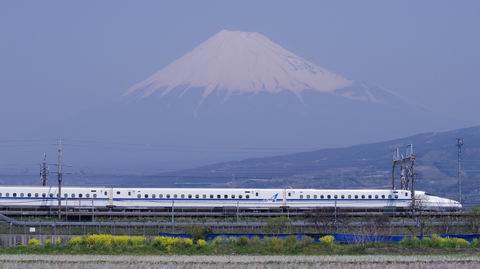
[108,187,114,207]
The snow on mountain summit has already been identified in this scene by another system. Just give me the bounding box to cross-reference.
[126,30,353,98]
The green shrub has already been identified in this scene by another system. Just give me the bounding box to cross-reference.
[211,237,225,247]
[285,235,297,250]
[68,236,84,247]
[196,239,207,248]
[267,237,284,252]
[85,234,113,249]
[128,236,146,247]
[237,236,249,246]
[430,235,468,248]
[471,239,480,248]
[450,237,469,248]
[182,238,194,248]
[112,236,130,249]
[320,235,335,247]
[249,236,261,246]
[298,236,314,248]
[152,236,193,250]
[187,225,212,241]
[400,235,470,249]
[400,236,421,248]
[27,238,41,247]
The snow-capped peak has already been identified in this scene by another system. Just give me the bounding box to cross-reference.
[126,30,353,98]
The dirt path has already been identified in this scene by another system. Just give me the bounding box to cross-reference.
[0,255,479,269]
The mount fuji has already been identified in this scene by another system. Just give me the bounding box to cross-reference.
[11,30,461,174]
[126,30,405,110]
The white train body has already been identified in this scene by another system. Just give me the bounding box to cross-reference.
[0,186,461,211]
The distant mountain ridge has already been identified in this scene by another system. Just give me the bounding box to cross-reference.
[166,126,480,206]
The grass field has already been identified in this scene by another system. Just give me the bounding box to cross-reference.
[0,255,479,269]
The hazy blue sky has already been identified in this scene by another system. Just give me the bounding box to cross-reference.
[0,0,479,176]
[0,0,479,129]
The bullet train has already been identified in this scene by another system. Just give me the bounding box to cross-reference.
[0,186,461,211]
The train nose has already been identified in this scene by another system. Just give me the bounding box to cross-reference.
[447,199,462,210]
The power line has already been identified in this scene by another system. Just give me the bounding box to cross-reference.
[456,138,464,204]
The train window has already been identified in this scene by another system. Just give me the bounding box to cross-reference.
[246,195,250,199]
[0,193,2,197]
[348,195,351,199]
[35,193,38,198]
[202,194,206,199]
[395,195,398,199]
[166,194,170,198]
[195,194,200,199]
[116,191,120,195]
[405,193,408,197]
[180,194,184,198]
[320,195,324,199]
[256,192,259,197]
[13,193,17,197]
[288,192,291,197]
[152,194,156,199]
[231,195,235,199]
[327,195,331,199]
[93,194,97,198]
[210,195,214,199]
[79,194,83,198]
[159,194,163,198]
[341,195,345,199]
[20,193,24,197]
[224,195,228,199]
[388,195,392,199]
[354,195,358,199]
[6,193,10,197]
[361,195,365,199]
[306,195,310,199]
[217,195,221,199]
[368,195,372,199]
[57,193,60,198]
[137,194,141,198]
[382,195,385,199]
[71,194,75,198]
[334,195,338,199]
[86,194,90,198]
[42,193,46,198]
[375,195,378,199]
[104,192,107,196]
[64,193,68,198]
[128,192,131,196]
[300,195,304,199]
[188,194,192,199]
[239,195,243,199]
[27,193,31,197]
[48,193,53,198]
[144,194,149,198]
[314,195,317,199]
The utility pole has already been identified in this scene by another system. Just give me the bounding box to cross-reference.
[456,137,464,204]
[392,148,401,190]
[392,145,416,210]
[40,153,49,186]
[407,144,416,211]
[57,139,63,219]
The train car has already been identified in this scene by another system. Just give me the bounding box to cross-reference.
[0,186,461,211]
